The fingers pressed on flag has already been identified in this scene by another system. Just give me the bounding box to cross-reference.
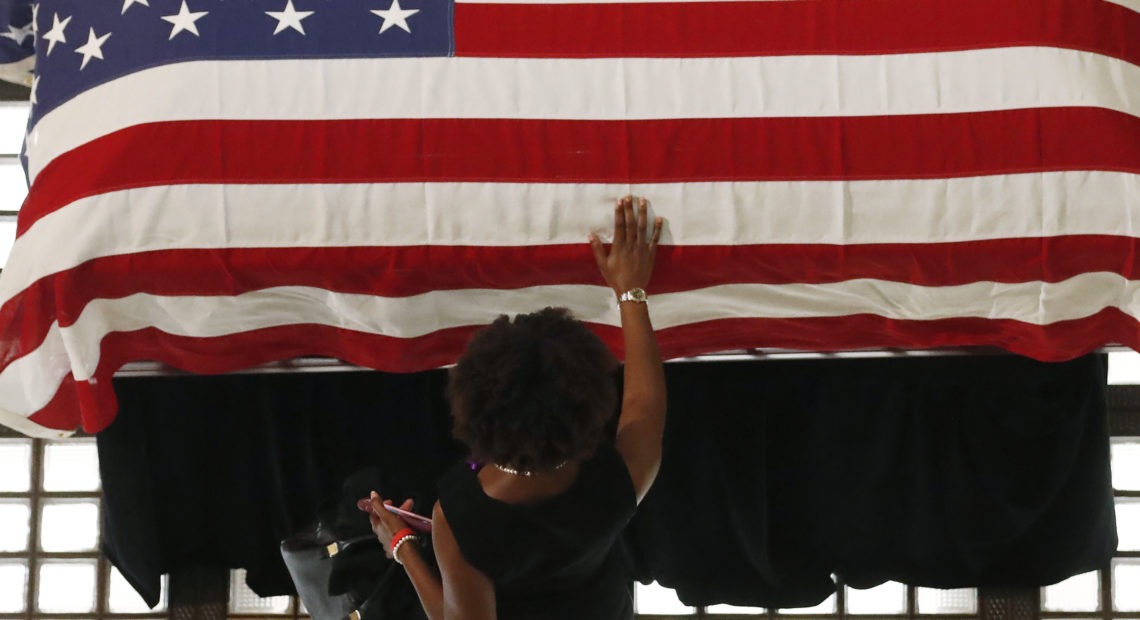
[592,232,611,268]
[613,200,625,248]
[636,198,649,243]
[623,197,637,245]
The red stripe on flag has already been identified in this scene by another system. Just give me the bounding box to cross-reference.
[3,236,1139,368]
[454,0,1140,64]
[45,324,486,433]
[27,307,1138,434]
[22,374,82,436]
[21,108,1140,235]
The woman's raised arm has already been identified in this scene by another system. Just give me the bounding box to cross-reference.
[589,196,666,504]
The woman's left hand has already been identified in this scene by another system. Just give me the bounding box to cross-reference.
[368,491,417,560]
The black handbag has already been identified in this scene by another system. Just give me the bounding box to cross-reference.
[280,468,432,620]
[280,526,364,619]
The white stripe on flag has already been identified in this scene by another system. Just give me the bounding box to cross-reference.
[2,272,1138,422]
[1105,0,1140,13]
[6,172,1139,306]
[0,322,69,424]
[26,47,1140,181]
[0,56,33,87]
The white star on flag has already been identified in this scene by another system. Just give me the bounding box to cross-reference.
[266,0,314,36]
[161,1,208,40]
[41,12,70,56]
[1,23,32,45]
[371,0,419,35]
[31,4,38,33]
[74,28,111,70]
[122,0,150,15]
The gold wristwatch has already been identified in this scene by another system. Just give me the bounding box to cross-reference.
[618,288,648,304]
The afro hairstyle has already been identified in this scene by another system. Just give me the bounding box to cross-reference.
[447,307,619,473]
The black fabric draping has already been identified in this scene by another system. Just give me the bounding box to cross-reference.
[98,370,461,607]
[624,354,1116,608]
[97,355,1116,610]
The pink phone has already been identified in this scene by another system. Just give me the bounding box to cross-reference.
[357,497,432,533]
[383,504,433,533]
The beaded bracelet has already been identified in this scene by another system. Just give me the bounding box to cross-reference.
[392,534,420,566]
[390,527,416,551]
[390,527,416,563]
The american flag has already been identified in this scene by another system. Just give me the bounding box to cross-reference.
[0,0,1138,436]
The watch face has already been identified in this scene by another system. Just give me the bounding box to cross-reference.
[623,288,647,302]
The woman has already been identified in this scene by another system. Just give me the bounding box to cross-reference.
[368,196,666,619]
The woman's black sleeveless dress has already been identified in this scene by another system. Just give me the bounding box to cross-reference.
[437,442,637,619]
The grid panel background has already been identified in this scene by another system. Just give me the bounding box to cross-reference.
[0,433,167,620]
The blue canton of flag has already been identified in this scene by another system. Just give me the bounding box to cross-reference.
[0,0,35,85]
[26,0,452,122]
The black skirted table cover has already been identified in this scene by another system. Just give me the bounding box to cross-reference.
[97,354,1116,609]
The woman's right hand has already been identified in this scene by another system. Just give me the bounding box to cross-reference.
[588,196,664,295]
[599,197,668,506]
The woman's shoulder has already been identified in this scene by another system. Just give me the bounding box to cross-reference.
[436,460,482,510]
[581,442,638,513]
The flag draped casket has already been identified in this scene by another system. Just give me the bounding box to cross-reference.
[1,0,1139,436]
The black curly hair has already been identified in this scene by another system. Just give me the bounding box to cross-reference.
[447,307,619,473]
